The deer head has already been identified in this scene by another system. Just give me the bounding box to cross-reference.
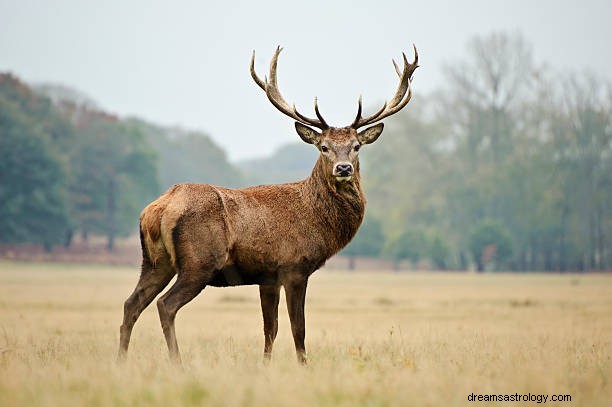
[251,46,418,183]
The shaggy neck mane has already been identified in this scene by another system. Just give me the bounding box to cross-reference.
[302,156,366,256]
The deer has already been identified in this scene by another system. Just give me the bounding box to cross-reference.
[117,45,418,365]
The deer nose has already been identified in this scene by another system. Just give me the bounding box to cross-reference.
[335,163,354,176]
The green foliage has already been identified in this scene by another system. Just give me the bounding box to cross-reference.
[237,142,316,185]
[130,119,244,190]
[362,32,612,271]
[2,31,611,269]
[383,229,450,270]
[0,75,246,251]
[468,220,513,271]
[0,75,71,248]
[69,116,159,248]
[0,75,162,250]
[361,100,447,235]
[384,229,428,265]
[427,232,450,270]
[343,215,384,259]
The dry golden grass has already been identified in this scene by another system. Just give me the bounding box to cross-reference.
[0,260,610,406]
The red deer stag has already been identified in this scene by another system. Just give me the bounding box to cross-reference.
[118,46,418,365]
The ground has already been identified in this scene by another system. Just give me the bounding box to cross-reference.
[0,261,610,406]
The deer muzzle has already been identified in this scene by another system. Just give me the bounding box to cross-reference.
[333,162,354,181]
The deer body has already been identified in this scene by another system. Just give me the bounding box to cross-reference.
[143,156,364,288]
[118,46,418,364]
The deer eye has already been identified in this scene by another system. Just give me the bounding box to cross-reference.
[321,145,328,153]
[354,144,361,152]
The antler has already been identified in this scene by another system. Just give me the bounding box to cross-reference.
[251,46,329,130]
[351,44,419,129]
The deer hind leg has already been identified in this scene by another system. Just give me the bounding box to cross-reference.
[284,277,309,365]
[156,272,208,364]
[118,256,175,361]
[157,205,229,364]
[259,284,281,362]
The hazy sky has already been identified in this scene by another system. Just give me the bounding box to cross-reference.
[1,0,611,161]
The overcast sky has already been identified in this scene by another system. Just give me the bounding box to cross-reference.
[1,0,611,161]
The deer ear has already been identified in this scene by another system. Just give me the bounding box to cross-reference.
[295,122,320,145]
[357,123,384,145]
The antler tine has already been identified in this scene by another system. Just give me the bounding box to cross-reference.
[314,97,328,127]
[251,46,328,130]
[387,52,412,109]
[392,59,402,77]
[250,50,267,91]
[410,43,419,74]
[352,95,388,128]
[351,44,419,129]
[294,97,328,128]
[351,95,363,128]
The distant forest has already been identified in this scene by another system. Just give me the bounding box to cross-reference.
[1,32,610,271]
[0,74,243,251]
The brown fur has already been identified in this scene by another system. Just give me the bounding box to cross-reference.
[118,127,369,365]
[146,144,366,284]
[118,46,417,365]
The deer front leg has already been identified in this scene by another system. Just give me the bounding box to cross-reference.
[284,277,308,365]
[259,284,280,362]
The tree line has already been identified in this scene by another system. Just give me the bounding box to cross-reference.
[0,76,242,250]
[1,32,610,271]
[348,32,611,271]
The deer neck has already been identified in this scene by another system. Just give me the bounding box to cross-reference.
[304,156,366,253]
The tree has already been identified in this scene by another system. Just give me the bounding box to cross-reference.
[548,74,612,270]
[69,114,159,250]
[361,97,449,239]
[0,76,72,249]
[468,220,513,271]
[130,119,244,190]
[384,229,428,270]
[238,142,316,185]
[436,32,567,271]
[342,215,384,270]
[440,31,535,166]
[427,232,450,270]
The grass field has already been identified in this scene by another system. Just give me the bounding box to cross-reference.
[0,260,610,406]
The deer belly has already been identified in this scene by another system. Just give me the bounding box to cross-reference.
[208,264,277,287]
